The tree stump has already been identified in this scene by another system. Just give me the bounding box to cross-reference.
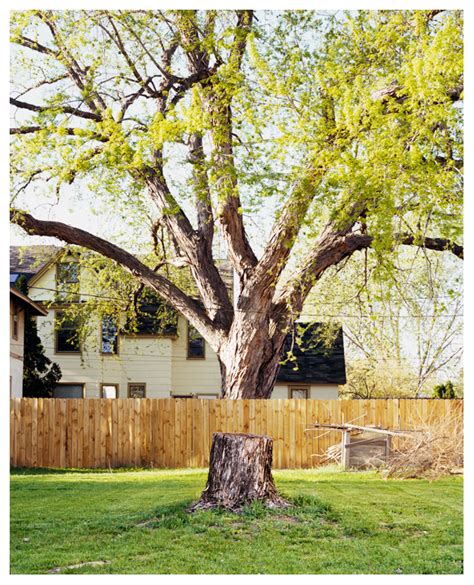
[190,432,289,512]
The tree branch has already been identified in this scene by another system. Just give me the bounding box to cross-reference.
[10,126,108,142]
[203,12,258,279]
[371,80,463,105]
[10,209,222,347]
[13,35,59,57]
[10,97,101,121]
[273,228,463,321]
[142,166,233,327]
[188,133,214,250]
[396,233,463,259]
[38,11,107,113]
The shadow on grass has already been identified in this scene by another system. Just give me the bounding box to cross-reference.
[131,492,340,535]
[10,467,194,476]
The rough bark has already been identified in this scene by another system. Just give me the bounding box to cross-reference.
[190,432,289,511]
[219,319,288,398]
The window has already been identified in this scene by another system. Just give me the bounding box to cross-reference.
[53,384,84,398]
[196,393,219,399]
[102,384,119,398]
[56,311,81,353]
[128,383,146,398]
[290,387,309,399]
[56,262,79,299]
[101,316,118,354]
[12,304,19,340]
[170,392,219,399]
[124,292,178,337]
[187,323,205,359]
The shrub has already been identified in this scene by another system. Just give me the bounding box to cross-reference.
[432,381,456,399]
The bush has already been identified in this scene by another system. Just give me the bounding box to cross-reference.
[432,381,456,399]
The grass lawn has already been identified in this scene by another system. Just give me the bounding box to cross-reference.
[10,466,463,574]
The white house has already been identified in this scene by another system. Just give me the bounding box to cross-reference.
[10,286,48,397]
[10,246,346,399]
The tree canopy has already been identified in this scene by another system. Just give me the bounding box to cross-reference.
[10,10,463,397]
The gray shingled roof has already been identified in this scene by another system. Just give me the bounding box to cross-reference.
[277,324,346,385]
[10,245,62,280]
[10,245,234,297]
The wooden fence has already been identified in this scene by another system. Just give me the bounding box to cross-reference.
[10,398,463,469]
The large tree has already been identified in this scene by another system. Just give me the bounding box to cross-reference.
[10,9,463,400]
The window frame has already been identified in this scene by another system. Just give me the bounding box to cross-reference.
[11,302,19,340]
[195,392,219,399]
[53,383,85,398]
[55,310,81,354]
[186,322,206,360]
[289,386,310,399]
[100,315,119,355]
[128,383,146,398]
[122,295,178,338]
[101,383,119,398]
[56,261,79,285]
[56,261,80,300]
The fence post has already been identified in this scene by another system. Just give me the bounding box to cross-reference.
[342,430,351,469]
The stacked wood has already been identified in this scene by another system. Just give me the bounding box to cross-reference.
[382,410,463,479]
[317,443,342,464]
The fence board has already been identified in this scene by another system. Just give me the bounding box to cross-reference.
[10,398,462,469]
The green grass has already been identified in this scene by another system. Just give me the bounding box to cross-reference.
[10,466,463,574]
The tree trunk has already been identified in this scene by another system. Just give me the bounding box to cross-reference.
[218,318,288,399]
[190,432,289,512]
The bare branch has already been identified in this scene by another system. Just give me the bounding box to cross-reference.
[396,233,463,260]
[273,229,463,321]
[371,80,463,105]
[13,35,59,57]
[38,11,107,113]
[10,97,101,121]
[143,166,233,326]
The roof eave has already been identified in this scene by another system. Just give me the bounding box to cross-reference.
[10,287,48,316]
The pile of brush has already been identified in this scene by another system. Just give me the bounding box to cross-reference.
[382,410,463,480]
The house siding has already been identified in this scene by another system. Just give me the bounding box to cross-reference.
[10,298,25,397]
[272,383,339,400]
[171,317,221,396]
[35,311,173,398]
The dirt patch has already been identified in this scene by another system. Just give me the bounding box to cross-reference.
[136,519,156,529]
[48,560,110,573]
[273,515,299,524]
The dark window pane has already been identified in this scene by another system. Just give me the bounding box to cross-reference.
[101,316,118,354]
[129,384,145,398]
[56,312,80,352]
[124,293,177,336]
[54,384,83,398]
[187,324,205,358]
